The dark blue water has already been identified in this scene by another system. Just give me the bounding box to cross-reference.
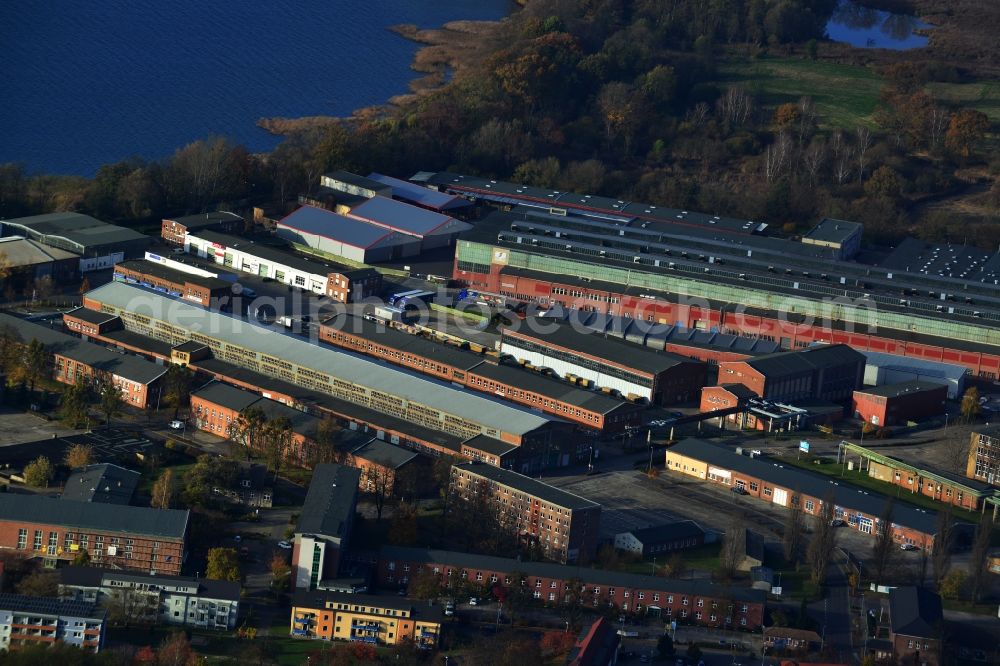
[0,1,512,176]
[826,0,929,50]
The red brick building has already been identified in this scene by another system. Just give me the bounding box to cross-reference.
[889,587,942,666]
[451,462,601,564]
[349,438,432,496]
[113,260,233,307]
[717,345,864,404]
[0,493,188,575]
[851,381,947,427]
[666,439,947,551]
[161,211,244,246]
[377,546,767,628]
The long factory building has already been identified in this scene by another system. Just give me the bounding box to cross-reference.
[425,172,1000,378]
[81,282,578,468]
[317,314,644,432]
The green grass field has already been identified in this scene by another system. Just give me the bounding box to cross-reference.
[926,80,1000,123]
[717,56,883,129]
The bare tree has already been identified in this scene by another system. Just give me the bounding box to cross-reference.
[932,505,955,587]
[807,492,838,584]
[783,491,806,565]
[803,139,827,185]
[968,513,994,603]
[716,87,754,130]
[362,464,395,521]
[856,125,873,183]
[105,587,156,627]
[719,520,746,581]
[939,432,973,475]
[686,102,710,128]
[927,107,950,152]
[797,96,817,146]
[871,499,897,586]
[764,131,793,183]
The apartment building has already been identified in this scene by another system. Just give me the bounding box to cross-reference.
[378,546,766,628]
[450,462,601,564]
[0,594,106,652]
[290,591,442,648]
[59,567,240,631]
[0,493,188,575]
[968,426,1000,487]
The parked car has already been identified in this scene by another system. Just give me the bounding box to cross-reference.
[468,597,479,606]
[168,420,184,430]
[444,602,455,616]
[731,486,748,495]
[900,543,919,551]
[277,540,292,550]
[830,519,846,527]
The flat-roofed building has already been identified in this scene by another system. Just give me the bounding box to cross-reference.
[852,380,947,426]
[613,521,707,558]
[290,590,442,648]
[160,211,244,246]
[82,282,565,449]
[500,320,707,405]
[58,566,240,631]
[63,307,123,338]
[1,313,166,409]
[801,218,863,260]
[184,229,382,300]
[0,493,188,574]
[0,594,106,652]
[293,464,362,590]
[0,236,79,289]
[451,461,601,563]
[1,212,149,272]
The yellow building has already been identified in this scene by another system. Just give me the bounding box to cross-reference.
[290,591,442,649]
[665,448,709,479]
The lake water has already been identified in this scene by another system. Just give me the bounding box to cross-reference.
[826,0,930,50]
[0,1,512,176]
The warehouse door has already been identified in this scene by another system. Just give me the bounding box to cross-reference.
[772,488,789,507]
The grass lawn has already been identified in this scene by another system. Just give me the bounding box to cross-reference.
[776,455,982,524]
[926,80,1000,123]
[717,56,882,128]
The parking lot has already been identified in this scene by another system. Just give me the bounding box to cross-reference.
[0,427,156,472]
[0,407,85,446]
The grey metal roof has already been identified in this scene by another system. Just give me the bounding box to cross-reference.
[350,439,419,470]
[349,196,463,237]
[324,170,390,193]
[744,344,864,378]
[380,546,767,603]
[115,259,231,291]
[366,173,470,211]
[454,461,600,511]
[61,464,140,505]
[889,586,942,637]
[191,230,375,278]
[164,211,244,231]
[0,593,105,620]
[0,492,188,539]
[468,361,633,415]
[278,205,396,248]
[297,464,361,537]
[0,313,167,385]
[2,212,148,251]
[84,282,557,437]
[0,236,78,265]
[460,434,519,458]
[854,380,947,399]
[669,439,943,534]
[325,314,486,371]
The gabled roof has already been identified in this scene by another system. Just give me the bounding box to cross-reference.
[0,493,188,539]
[65,307,120,327]
[0,236,78,265]
[59,566,241,601]
[349,196,466,237]
[714,384,758,400]
[191,381,319,437]
[350,439,420,470]
[366,173,470,211]
[889,586,942,637]
[61,464,140,505]
[297,464,361,538]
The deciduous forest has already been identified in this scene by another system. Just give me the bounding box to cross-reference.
[1,0,998,248]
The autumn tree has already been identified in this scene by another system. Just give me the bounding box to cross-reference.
[151,469,175,509]
[864,166,902,200]
[938,569,966,600]
[774,102,801,128]
[261,416,293,479]
[22,338,49,395]
[362,464,394,520]
[945,109,991,158]
[206,547,241,582]
[408,567,442,600]
[228,406,266,461]
[59,378,92,428]
[961,386,981,422]
[597,82,647,154]
[16,571,59,597]
[106,586,155,627]
[23,455,54,488]
[270,554,292,594]
[719,520,745,581]
[968,513,995,603]
[63,443,94,470]
[782,490,806,565]
[99,381,124,430]
[156,631,199,666]
[807,492,839,585]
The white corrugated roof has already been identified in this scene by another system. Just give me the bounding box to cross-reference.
[85,282,555,436]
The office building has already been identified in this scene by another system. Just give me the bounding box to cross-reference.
[0,594,105,652]
[293,464,362,590]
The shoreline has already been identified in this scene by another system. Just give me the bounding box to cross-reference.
[256,18,506,137]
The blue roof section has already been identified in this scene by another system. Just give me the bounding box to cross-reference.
[349,196,454,237]
[367,173,470,211]
[278,206,392,249]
